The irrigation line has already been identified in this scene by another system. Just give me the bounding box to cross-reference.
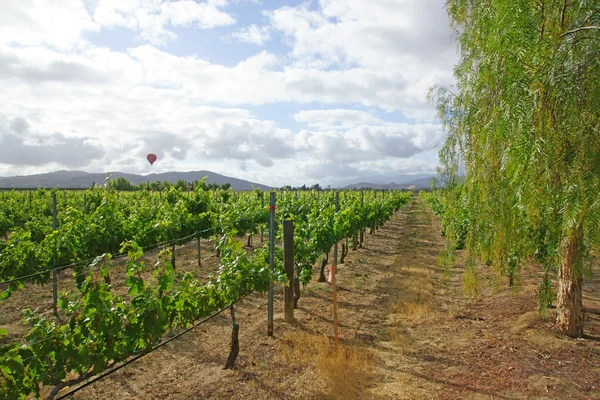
[133,229,212,253]
[0,257,97,286]
[55,292,252,400]
[0,228,216,286]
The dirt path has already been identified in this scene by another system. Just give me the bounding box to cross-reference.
[59,196,600,399]
[361,198,600,399]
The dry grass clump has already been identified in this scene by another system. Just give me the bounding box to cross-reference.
[278,331,375,399]
[386,325,412,354]
[390,299,430,319]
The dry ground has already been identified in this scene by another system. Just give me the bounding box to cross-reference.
[14,196,600,399]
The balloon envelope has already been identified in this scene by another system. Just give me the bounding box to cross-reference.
[147,154,157,165]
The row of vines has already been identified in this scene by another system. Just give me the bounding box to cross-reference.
[420,186,558,311]
[0,185,411,399]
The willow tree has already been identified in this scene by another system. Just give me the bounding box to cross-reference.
[433,1,600,337]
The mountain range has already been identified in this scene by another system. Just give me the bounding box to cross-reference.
[0,170,437,191]
[342,177,435,190]
[0,170,271,191]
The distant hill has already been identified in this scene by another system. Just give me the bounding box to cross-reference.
[0,170,271,191]
[343,176,437,190]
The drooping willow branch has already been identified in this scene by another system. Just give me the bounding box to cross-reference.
[561,25,600,36]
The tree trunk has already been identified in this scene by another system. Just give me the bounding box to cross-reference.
[318,253,329,282]
[556,225,584,338]
[352,232,357,251]
[247,234,252,247]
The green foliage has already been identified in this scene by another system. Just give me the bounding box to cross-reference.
[108,176,134,191]
[420,188,469,250]
[0,188,412,399]
[462,259,480,299]
[277,190,411,285]
[437,247,455,282]
[0,238,287,399]
[0,187,218,292]
[429,1,600,315]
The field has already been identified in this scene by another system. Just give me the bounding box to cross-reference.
[0,187,411,398]
[2,0,599,398]
[3,195,598,399]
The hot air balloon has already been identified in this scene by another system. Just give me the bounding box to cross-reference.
[147,153,157,166]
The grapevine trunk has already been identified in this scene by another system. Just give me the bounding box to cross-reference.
[224,306,239,370]
[318,253,329,282]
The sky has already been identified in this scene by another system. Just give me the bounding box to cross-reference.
[0,0,457,187]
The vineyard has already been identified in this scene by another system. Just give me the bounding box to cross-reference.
[1,186,599,399]
[0,185,411,399]
[2,0,600,397]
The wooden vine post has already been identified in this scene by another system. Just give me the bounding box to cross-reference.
[283,220,294,323]
[52,193,59,318]
[267,192,276,337]
[359,191,364,248]
[260,191,264,243]
[197,236,201,267]
[171,244,176,269]
[332,192,340,348]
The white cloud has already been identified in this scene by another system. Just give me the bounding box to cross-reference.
[0,0,456,186]
[230,24,271,46]
[0,0,97,50]
[0,45,107,84]
[253,156,438,187]
[92,0,235,45]
[266,0,456,119]
[119,45,436,115]
[295,123,445,164]
[0,0,235,49]
[0,116,105,167]
[294,109,383,129]
[267,0,455,68]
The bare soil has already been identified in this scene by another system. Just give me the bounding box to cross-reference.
[22,197,600,398]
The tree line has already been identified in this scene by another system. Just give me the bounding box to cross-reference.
[106,177,232,192]
[108,178,331,192]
